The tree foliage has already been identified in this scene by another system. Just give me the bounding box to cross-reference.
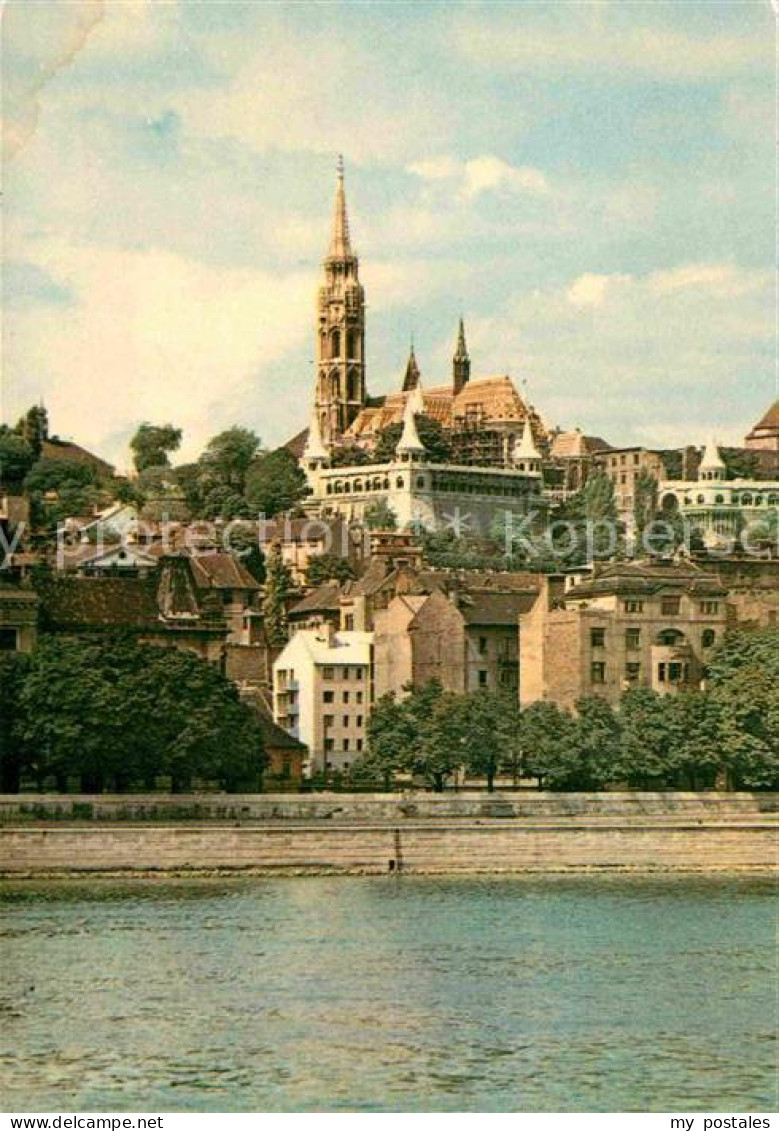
[373,416,453,464]
[262,543,293,647]
[305,552,355,587]
[4,636,265,792]
[245,447,307,517]
[130,423,183,472]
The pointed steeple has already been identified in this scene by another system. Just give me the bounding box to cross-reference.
[402,339,421,392]
[396,394,426,460]
[452,316,470,395]
[329,155,352,259]
[302,405,329,466]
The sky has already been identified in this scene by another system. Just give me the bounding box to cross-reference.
[2,0,775,472]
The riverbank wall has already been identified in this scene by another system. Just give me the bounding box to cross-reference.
[0,793,776,875]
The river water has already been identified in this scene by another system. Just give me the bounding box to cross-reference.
[0,875,775,1112]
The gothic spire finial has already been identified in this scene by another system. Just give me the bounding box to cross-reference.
[329,155,352,258]
[453,315,470,394]
[402,338,421,392]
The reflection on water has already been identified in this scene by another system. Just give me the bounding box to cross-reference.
[0,875,776,1112]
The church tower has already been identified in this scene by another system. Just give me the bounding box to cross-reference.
[315,157,366,446]
[452,317,470,395]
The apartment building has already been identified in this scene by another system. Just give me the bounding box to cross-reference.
[273,625,373,774]
[519,558,727,709]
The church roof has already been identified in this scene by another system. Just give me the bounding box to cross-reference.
[749,399,779,434]
[549,430,612,458]
[345,374,545,441]
[328,156,352,259]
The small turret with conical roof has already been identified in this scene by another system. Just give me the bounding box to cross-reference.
[302,405,330,469]
[513,421,542,476]
[699,437,726,482]
[452,316,470,395]
[395,393,427,462]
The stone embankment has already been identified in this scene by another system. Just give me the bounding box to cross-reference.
[0,792,776,876]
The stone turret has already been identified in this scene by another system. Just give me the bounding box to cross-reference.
[395,395,427,462]
[699,437,726,482]
[513,421,542,476]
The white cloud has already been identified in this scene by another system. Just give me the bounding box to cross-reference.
[3,237,313,466]
[463,262,774,445]
[408,154,548,202]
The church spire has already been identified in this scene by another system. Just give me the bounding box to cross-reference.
[453,316,470,395]
[402,339,420,392]
[329,154,352,259]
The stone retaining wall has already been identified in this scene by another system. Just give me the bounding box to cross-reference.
[1,818,776,875]
[2,790,777,823]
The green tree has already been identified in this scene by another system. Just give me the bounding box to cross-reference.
[245,447,307,516]
[460,689,520,791]
[363,500,397,530]
[16,635,265,792]
[633,470,658,544]
[618,688,678,788]
[374,416,453,464]
[262,543,293,646]
[329,444,373,467]
[305,552,355,587]
[0,426,36,490]
[412,686,464,791]
[130,422,182,472]
[361,691,416,789]
[0,652,31,792]
[15,405,49,459]
[199,427,260,493]
[24,458,96,493]
[706,628,779,789]
[521,700,586,790]
[574,695,624,789]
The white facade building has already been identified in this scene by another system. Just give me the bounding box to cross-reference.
[273,627,374,775]
[659,439,778,549]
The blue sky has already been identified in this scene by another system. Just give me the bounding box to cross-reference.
[2,0,775,470]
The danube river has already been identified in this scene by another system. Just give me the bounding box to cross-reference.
[0,876,775,1112]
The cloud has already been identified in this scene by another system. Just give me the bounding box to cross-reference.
[408,155,548,201]
[3,237,314,467]
[465,262,774,445]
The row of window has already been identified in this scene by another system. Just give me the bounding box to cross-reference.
[322,666,366,681]
[323,689,365,704]
[590,661,691,684]
[324,738,364,753]
[591,627,716,649]
[323,715,364,728]
[620,599,719,616]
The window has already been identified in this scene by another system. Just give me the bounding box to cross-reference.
[343,738,350,751]
[356,739,363,752]
[324,715,334,727]
[0,628,18,651]
[668,662,684,683]
[590,627,606,647]
[661,597,681,615]
[657,662,666,683]
[323,667,334,680]
[355,666,364,679]
[344,615,355,631]
[478,670,488,687]
[356,691,363,704]
[625,628,641,651]
[343,691,350,704]
[702,629,716,649]
[478,636,488,654]
[624,600,644,614]
[633,453,640,465]
[342,666,350,680]
[591,661,606,684]
[323,691,334,704]
[625,662,641,682]
[356,715,363,727]
[324,739,334,752]
[700,601,719,615]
